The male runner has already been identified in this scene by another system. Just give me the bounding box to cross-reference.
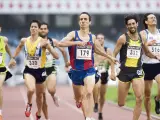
[113,14,160,120]
[0,25,16,120]
[39,22,68,120]
[141,13,160,120]
[93,33,115,120]
[58,12,117,120]
[12,20,59,120]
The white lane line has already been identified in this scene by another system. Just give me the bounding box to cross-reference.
[60,98,83,114]
[19,87,34,120]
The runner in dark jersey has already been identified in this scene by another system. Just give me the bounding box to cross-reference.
[113,14,160,120]
[39,22,68,120]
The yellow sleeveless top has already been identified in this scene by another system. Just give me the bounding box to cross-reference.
[0,36,6,67]
[25,36,46,68]
[125,39,142,67]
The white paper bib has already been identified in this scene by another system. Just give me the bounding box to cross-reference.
[76,45,92,60]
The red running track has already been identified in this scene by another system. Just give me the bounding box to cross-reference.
[2,85,160,120]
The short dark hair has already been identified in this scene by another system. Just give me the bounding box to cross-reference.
[143,13,154,29]
[40,22,49,29]
[30,20,41,28]
[96,33,105,38]
[124,14,138,25]
[79,12,91,21]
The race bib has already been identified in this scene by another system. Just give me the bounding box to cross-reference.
[97,65,106,73]
[76,46,92,60]
[149,43,160,54]
[127,46,141,59]
[26,56,40,69]
[46,51,53,62]
[0,53,2,64]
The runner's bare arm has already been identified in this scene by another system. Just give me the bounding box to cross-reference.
[140,31,157,59]
[13,38,26,58]
[58,31,85,47]
[4,36,12,58]
[93,36,116,62]
[113,35,126,58]
[58,31,75,47]
[46,43,59,59]
[53,39,68,66]
[107,48,115,75]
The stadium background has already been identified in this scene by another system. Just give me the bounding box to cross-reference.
[0,0,159,86]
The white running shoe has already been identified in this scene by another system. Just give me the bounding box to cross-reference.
[90,118,96,120]
[85,117,91,120]
[53,94,59,107]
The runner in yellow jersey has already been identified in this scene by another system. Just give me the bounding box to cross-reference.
[10,20,59,120]
[39,22,68,120]
[0,25,16,120]
[113,15,160,120]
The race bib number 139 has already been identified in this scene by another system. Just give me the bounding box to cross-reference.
[76,46,92,60]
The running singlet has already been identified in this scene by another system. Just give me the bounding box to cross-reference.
[0,36,6,67]
[24,36,46,69]
[96,47,109,73]
[68,31,94,70]
[142,29,160,64]
[120,33,142,69]
[45,37,56,68]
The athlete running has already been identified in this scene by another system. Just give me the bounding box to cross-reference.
[58,12,117,120]
[39,22,68,120]
[93,33,115,120]
[0,25,16,120]
[113,14,160,120]
[11,20,59,120]
[141,13,160,120]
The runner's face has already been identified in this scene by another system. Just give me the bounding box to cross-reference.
[146,14,157,26]
[79,14,90,28]
[97,34,104,45]
[126,19,138,34]
[39,25,48,38]
[30,23,39,35]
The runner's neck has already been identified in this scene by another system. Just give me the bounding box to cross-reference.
[30,34,39,42]
[148,26,157,34]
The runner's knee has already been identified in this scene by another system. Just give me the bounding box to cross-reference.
[28,88,35,94]
[136,95,143,103]
[48,88,56,95]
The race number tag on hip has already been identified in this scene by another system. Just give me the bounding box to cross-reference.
[26,56,40,69]
[46,51,53,61]
[127,46,141,59]
[76,46,92,60]
[97,65,106,73]
[0,53,2,64]
[149,43,160,54]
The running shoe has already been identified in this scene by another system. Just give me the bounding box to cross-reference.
[25,103,32,117]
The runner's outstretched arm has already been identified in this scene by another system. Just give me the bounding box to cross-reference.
[46,43,59,59]
[94,36,117,63]
[13,38,25,58]
[140,31,158,59]
[53,39,68,66]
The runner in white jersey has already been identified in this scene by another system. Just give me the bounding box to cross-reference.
[140,13,160,120]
